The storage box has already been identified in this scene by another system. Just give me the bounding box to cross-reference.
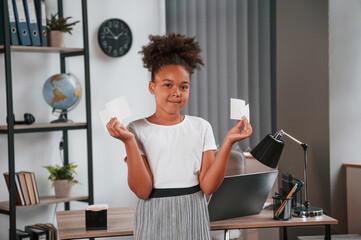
[281,173,302,208]
[85,204,108,230]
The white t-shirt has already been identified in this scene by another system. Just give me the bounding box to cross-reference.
[127,115,217,189]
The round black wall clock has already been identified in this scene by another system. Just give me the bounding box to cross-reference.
[98,18,132,58]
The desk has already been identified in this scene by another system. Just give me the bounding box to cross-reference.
[57,207,337,240]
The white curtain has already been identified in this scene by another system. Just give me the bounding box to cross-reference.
[166,0,273,150]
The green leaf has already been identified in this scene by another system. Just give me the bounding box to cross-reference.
[43,163,80,187]
[46,12,80,34]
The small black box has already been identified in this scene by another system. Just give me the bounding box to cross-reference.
[85,209,107,230]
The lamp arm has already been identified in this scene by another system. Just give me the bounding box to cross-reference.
[276,130,308,150]
[276,130,310,207]
[278,130,302,145]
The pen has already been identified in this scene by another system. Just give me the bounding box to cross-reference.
[274,181,302,217]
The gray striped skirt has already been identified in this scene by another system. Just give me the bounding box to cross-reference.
[134,190,211,240]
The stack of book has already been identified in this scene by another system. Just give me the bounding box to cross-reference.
[17,223,58,240]
[3,171,40,206]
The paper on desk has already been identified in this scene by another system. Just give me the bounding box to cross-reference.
[99,96,132,132]
[230,98,250,123]
[86,204,109,211]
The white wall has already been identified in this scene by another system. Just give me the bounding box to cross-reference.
[329,0,361,233]
[0,0,165,238]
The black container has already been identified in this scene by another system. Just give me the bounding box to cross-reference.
[86,209,107,230]
[273,195,292,220]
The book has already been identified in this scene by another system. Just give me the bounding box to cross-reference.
[45,223,57,240]
[25,225,47,240]
[0,0,3,45]
[30,171,40,204]
[23,0,41,46]
[8,0,20,45]
[29,225,50,240]
[36,224,56,240]
[35,225,51,240]
[3,173,25,206]
[13,0,32,45]
[22,171,36,205]
[17,172,31,205]
[34,0,47,46]
[16,229,31,240]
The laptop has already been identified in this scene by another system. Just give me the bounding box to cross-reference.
[208,170,278,221]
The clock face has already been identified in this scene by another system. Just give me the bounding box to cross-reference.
[98,19,132,58]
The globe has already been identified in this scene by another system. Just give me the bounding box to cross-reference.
[43,73,81,123]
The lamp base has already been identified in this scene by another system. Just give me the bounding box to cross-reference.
[292,206,323,217]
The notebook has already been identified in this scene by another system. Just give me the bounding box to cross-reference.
[208,170,278,221]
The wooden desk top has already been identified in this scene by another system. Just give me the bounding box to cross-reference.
[210,207,337,230]
[343,162,361,169]
[57,207,337,240]
[57,207,134,239]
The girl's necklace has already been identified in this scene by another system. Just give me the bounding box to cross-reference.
[153,114,182,125]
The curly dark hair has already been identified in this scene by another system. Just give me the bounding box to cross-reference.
[139,33,204,81]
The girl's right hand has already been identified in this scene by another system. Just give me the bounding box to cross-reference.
[224,116,252,145]
[106,117,134,143]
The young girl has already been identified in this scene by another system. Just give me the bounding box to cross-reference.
[106,34,252,240]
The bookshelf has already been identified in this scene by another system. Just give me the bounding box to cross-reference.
[0,0,93,239]
[0,122,87,133]
[0,195,89,214]
[0,45,84,54]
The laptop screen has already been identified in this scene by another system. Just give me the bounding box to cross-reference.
[208,170,278,221]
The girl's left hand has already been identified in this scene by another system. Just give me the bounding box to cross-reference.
[225,116,253,144]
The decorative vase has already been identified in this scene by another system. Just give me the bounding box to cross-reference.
[49,30,65,48]
[54,179,72,198]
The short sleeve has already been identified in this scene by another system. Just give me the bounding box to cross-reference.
[126,122,146,156]
[203,121,217,152]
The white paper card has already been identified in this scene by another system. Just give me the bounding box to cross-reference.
[86,204,109,211]
[99,96,132,133]
[230,98,250,122]
[105,96,132,121]
[99,110,111,132]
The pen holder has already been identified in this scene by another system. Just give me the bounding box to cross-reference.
[273,195,292,220]
[85,204,108,230]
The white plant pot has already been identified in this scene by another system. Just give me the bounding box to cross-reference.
[49,30,65,48]
[54,179,72,198]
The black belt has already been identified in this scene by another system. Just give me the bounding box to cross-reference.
[148,185,201,198]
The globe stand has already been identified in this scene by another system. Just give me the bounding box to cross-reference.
[51,109,73,123]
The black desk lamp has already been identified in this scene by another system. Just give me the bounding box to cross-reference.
[250,130,323,217]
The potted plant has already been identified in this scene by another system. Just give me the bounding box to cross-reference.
[47,13,80,48]
[43,163,79,197]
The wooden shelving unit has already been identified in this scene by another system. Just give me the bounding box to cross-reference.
[0,0,93,239]
[0,195,89,214]
[0,45,84,54]
[0,122,87,133]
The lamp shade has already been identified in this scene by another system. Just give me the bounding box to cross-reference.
[250,134,284,168]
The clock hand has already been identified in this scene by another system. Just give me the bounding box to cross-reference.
[115,32,124,38]
[107,28,117,38]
